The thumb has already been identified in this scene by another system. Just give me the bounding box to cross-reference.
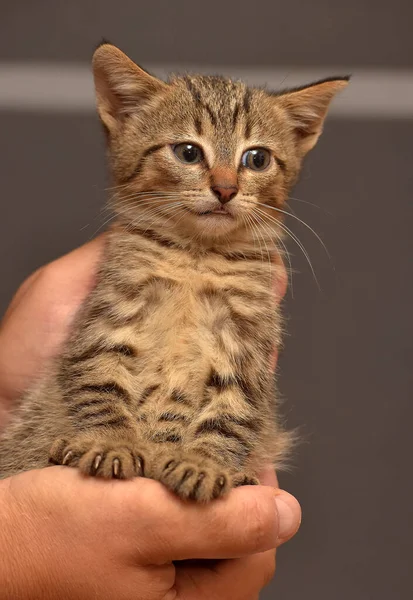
[134,479,301,562]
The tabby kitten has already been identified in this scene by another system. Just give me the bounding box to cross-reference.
[0,43,348,501]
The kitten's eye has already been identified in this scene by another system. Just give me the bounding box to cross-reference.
[173,143,203,164]
[241,148,271,171]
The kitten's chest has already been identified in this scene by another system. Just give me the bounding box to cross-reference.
[115,253,275,387]
[86,248,278,393]
[123,252,275,347]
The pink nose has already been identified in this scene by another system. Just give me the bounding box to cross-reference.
[211,185,239,204]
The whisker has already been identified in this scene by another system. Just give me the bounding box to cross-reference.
[126,201,183,227]
[263,203,331,263]
[112,190,200,201]
[253,206,320,290]
[103,182,189,195]
[102,181,134,193]
[146,203,185,229]
[94,197,183,235]
[91,198,185,238]
[116,197,185,210]
[89,213,117,239]
[243,212,260,263]
[125,202,185,234]
[288,196,333,216]
[248,212,273,276]
[243,198,331,263]
[250,210,294,297]
[247,212,271,271]
[111,191,184,205]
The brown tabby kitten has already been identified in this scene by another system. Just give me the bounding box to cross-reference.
[0,43,348,501]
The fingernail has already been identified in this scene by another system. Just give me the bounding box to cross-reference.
[274,490,301,541]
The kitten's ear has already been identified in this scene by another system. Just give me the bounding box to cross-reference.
[277,77,350,155]
[92,43,168,134]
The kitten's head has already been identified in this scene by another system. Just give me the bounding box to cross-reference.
[93,43,348,247]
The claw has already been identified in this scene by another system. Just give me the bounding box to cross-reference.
[112,458,121,478]
[135,456,144,477]
[93,454,102,473]
[62,450,73,466]
[217,476,226,489]
[212,475,227,499]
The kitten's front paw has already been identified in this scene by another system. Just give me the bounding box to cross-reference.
[49,436,147,479]
[150,452,257,502]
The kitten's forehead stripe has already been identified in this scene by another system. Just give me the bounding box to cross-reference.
[243,88,253,139]
[194,116,203,135]
[184,76,218,128]
[183,76,202,103]
[204,103,218,128]
[231,103,240,132]
[243,87,252,112]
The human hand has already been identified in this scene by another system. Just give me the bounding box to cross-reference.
[0,237,299,599]
[0,236,105,424]
[1,464,299,599]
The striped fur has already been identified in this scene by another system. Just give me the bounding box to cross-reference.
[0,44,347,501]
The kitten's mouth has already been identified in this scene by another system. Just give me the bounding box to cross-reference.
[184,206,235,224]
[198,207,232,217]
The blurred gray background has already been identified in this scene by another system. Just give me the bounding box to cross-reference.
[1,1,412,598]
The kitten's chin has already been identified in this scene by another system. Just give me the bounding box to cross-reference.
[188,212,240,238]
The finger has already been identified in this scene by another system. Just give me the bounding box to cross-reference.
[0,236,105,404]
[124,478,301,562]
[2,269,43,322]
[2,235,104,325]
[272,253,287,302]
[175,550,276,600]
[254,469,299,547]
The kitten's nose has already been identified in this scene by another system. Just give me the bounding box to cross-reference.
[211,185,239,205]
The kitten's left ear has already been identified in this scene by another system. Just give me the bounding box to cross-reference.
[92,42,168,134]
[276,77,350,155]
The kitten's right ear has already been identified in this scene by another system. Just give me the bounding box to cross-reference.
[276,77,350,156]
[92,43,168,134]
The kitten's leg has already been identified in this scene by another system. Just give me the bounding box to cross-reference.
[49,349,153,480]
[49,431,147,480]
[148,373,269,501]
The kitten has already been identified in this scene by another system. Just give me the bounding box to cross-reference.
[0,43,348,501]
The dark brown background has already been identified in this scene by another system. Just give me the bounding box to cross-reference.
[1,2,412,598]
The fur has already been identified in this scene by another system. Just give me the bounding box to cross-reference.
[0,44,348,501]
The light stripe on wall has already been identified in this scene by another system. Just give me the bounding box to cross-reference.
[0,63,412,118]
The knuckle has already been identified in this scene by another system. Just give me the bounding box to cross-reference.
[243,494,272,551]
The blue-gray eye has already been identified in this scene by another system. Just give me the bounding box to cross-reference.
[173,143,203,164]
[241,148,271,171]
